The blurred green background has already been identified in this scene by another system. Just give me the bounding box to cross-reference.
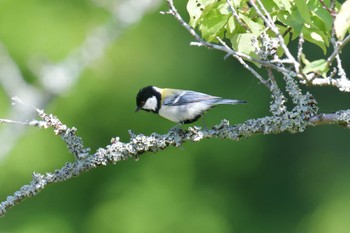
[1,0,350,233]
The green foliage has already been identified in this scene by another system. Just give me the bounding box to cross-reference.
[188,0,230,41]
[334,0,350,40]
[231,33,258,58]
[187,0,340,55]
[301,57,329,77]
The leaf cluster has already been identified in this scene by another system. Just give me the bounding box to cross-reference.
[187,0,350,78]
[187,0,341,55]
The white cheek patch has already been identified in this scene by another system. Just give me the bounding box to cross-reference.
[143,96,158,111]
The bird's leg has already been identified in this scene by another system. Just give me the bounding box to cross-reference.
[169,123,183,131]
[201,114,207,130]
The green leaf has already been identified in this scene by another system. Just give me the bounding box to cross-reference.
[199,8,229,41]
[226,16,247,39]
[300,53,310,65]
[302,27,329,54]
[198,1,230,41]
[274,24,291,56]
[227,16,236,34]
[302,59,329,77]
[313,8,333,33]
[277,9,304,39]
[239,14,264,36]
[334,0,350,40]
[229,0,241,8]
[260,0,278,12]
[295,0,312,24]
[231,33,257,58]
[187,0,217,28]
[272,0,292,13]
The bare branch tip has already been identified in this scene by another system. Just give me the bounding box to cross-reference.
[11,96,23,106]
[190,41,203,47]
[224,53,232,60]
[160,10,173,15]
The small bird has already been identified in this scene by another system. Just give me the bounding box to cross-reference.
[135,86,246,126]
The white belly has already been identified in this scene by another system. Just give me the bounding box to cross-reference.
[159,103,211,123]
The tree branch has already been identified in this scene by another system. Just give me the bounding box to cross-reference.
[1,105,349,216]
[327,35,350,66]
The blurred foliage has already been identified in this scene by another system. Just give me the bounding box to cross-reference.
[0,0,350,233]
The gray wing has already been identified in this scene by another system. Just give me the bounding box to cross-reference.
[163,90,220,106]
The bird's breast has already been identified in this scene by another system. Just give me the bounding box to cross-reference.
[159,102,211,123]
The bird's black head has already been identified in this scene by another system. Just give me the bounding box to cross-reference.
[135,86,161,113]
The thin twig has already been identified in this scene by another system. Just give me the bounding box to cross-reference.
[266,67,277,88]
[297,33,304,65]
[327,35,350,67]
[226,0,250,32]
[190,40,293,76]
[318,0,337,17]
[296,33,309,80]
[216,37,271,89]
[336,53,347,81]
[328,34,349,87]
[0,119,30,126]
[249,0,300,74]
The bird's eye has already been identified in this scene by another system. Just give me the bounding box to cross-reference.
[140,101,145,106]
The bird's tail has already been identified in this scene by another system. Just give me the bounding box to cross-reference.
[215,99,247,105]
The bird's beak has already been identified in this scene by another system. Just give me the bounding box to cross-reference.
[135,107,141,112]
